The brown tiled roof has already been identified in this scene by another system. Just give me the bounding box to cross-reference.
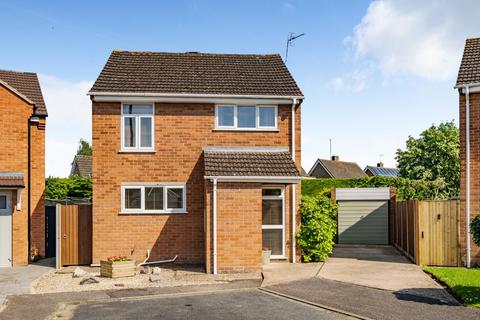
[314,159,367,179]
[0,172,25,188]
[89,51,303,97]
[203,150,300,177]
[0,69,47,116]
[456,37,480,87]
[70,155,92,178]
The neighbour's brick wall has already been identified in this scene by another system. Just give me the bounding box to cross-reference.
[30,117,46,257]
[459,92,480,266]
[92,102,301,268]
[0,85,45,265]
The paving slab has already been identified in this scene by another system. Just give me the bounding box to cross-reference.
[261,261,323,287]
[0,258,54,308]
[320,246,447,294]
[265,277,480,320]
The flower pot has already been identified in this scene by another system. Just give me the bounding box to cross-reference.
[262,250,271,265]
[100,259,136,278]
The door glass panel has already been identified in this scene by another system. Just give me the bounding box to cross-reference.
[262,229,282,255]
[0,196,6,209]
[262,199,282,225]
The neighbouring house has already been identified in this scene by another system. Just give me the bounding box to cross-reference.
[308,155,367,179]
[0,69,47,266]
[457,37,480,266]
[364,162,399,177]
[69,154,92,178]
[88,51,303,273]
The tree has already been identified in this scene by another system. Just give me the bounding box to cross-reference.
[396,121,459,197]
[76,139,92,156]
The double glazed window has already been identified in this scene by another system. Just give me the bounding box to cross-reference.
[121,104,154,151]
[216,105,277,130]
[121,185,186,213]
[262,188,285,258]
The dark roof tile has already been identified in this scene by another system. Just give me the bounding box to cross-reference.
[0,69,47,116]
[456,37,480,87]
[90,51,303,97]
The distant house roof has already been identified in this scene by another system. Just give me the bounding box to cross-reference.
[309,156,367,179]
[364,165,399,177]
[203,147,300,177]
[89,51,303,97]
[0,172,25,188]
[70,155,92,178]
[456,37,480,87]
[0,69,47,116]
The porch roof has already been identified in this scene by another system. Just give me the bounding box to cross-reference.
[203,147,300,179]
[0,172,25,188]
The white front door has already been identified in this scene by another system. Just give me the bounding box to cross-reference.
[0,191,12,267]
[262,187,285,258]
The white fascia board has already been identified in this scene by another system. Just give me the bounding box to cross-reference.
[202,146,289,153]
[89,92,303,104]
[455,83,480,92]
[204,176,302,183]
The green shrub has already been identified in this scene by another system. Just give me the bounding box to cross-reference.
[471,215,480,246]
[46,176,92,199]
[302,176,451,200]
[296,195,337,262]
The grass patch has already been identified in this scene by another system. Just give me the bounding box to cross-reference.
[423,266,480,308]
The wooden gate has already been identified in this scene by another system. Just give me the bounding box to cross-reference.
[59,204,92,266]
[417,200,460,266]
[393,200,460,266]
[45,206,56,258]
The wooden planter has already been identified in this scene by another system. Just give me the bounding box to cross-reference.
[100,260,136,278]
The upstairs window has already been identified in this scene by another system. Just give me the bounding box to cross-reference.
[121,104,154,151]
[215,105,277,130]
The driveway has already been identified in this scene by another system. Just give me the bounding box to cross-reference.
[319,245,455,302]
[0,258,54,308]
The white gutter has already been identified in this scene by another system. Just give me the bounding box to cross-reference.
[212,178,218,275]
[465,85,471,269]
[291,98,297,263]
[88,91,304,100]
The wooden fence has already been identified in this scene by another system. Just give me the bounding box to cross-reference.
[57,204,92,267]
[393,200,460,266]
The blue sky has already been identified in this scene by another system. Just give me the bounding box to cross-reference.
[1,1,476,177]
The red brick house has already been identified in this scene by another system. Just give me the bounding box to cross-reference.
[457,37,480,267]
[88,51,303,273]
[0,69,47,266]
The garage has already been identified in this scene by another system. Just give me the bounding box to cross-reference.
[335,188,391,245]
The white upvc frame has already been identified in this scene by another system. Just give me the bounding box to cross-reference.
[120,183,187,214]
[262,186,285,259]
[120,103,155,152]
[215,104,278,131]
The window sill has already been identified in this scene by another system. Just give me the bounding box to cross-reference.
[119,210,188,215]
[213,128,279,132]
[118,149,156,154]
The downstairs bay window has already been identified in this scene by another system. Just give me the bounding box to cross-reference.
[121,184,186,214]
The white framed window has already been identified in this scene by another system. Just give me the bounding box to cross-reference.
[121,184,186,214]
[121,104,154,151]
[215,105,277,130]
[262,187,285,259]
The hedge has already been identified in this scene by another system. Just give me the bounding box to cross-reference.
[46,176,92,199]
[301,176,452,201]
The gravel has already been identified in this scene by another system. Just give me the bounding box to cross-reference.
[31,266,261,294]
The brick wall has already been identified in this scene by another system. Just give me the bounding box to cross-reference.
[459,92,480,266]
[0,85,45,265]
[92,102,301,268]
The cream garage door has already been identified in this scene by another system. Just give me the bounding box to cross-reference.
[0,191,12,267]
[338,200,389,245]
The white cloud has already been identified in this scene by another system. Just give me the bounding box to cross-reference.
[39,75,93,177]
[346,0,480,81]
[328,67,373,93]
